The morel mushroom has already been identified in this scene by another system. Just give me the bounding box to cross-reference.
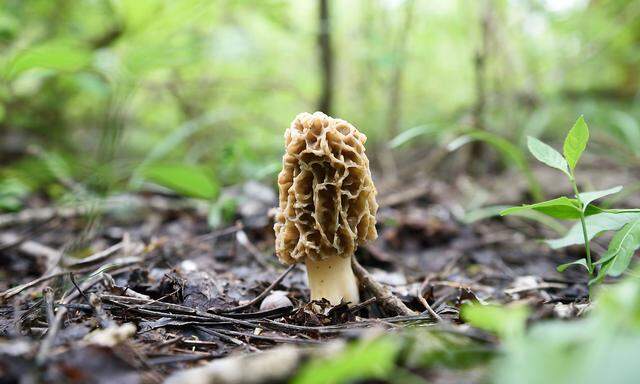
[274,112,378,305]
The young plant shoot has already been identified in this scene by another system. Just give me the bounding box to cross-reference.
[501,116,640,285]
[274,112,378,305]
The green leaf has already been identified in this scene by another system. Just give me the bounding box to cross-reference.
[207,196,238,228]
[449,131,544,201]
[461,303,529,339]
[464,205,565,234]
[389,124,439,148]
[611,111,640,156]
[563,116,589,172]
[546,212,640,249]
[598,219,640,277]
[589,260,612,286]
[455,131,527,169]
[578,186,623,212]
[0,177,30,212]
[5,40,92,79]
[500,197,602,220]
[527,136,569,176]
[142,164,218,199]
[557,258,589,272]
[291,338,400,384]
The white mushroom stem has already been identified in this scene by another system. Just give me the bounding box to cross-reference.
[305,254,360,306]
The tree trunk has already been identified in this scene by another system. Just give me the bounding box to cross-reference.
[317,0,333,114]
[378,0,416,184]
[385,0,416,138]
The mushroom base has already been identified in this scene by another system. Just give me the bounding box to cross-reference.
[305,254,360,306]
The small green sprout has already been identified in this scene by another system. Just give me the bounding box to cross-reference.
[501,116,640,285]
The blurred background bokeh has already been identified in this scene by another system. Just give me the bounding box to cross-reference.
[1,0,639,217]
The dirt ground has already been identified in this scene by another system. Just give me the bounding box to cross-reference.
[1,157,633,383]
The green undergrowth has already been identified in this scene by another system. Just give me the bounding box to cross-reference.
[292,271,640,384]
[501,116,640,285]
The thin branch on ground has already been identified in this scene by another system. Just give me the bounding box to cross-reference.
[220,264,296,313]
[351,257,417,317]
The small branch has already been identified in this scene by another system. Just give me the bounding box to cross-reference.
[348,297,377,314]
[351,257,417,317]
[63,241,124,268]
[89,293,113,328]
[42,287,56,328]
[0,271,68,301]
[37,292,68,365]
[417,290,443,322]
[219,264,296,313]
[236,229,272,270]
[69,272,90,304]
[0,232,61,271]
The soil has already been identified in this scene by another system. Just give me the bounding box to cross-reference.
[0,159,630,383]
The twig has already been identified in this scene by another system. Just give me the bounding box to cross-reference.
[0,271,68,301]
[215,329,321,345]
[417,294,443,322]
[220,264,296,313]
[504,282,567,296]
[89,294,113,328]
[0,194,203,229]
[63,241,124,268]
[0,232,61,271]
[222,306,293,319]
[37,293,68,365]
[418,275,443,322]
[195,326,251,348]
[102,273,151,300]
[69,273,89,304]
[195,225,241,243]
[378,181,432,208]
[102,295,259,328]
[235,229,272,270]
[0,253,141,301]
[42,288,56,328]
[351,257,417,316]
[147,353,221,366]
[261,313,435,337]
[348,297,377,314]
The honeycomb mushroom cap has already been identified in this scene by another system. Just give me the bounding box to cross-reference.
[274,112,378,265]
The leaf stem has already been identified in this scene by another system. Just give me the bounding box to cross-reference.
[605,209,640,214]
[570,175,593,274]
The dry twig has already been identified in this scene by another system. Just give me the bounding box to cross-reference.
[220,264,296,313]
[351,257,417,316]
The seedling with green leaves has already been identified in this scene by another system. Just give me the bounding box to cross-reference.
[501,116,640,285]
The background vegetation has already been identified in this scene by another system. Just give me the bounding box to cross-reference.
[1,1,640,383]
[2,0,639,208]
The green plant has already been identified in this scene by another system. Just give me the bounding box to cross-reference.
[462,271,640,384]
[501,116,640,285]
[448,130,544,202]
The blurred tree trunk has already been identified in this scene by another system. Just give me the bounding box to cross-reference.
[385,0,416,138]
[358,0,377,120]
[463,0,492,175]
[473,0,489,133]
[317,0,333,114]
[378,0,416,186]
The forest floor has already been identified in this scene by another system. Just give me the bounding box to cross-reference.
[0,157,637,383]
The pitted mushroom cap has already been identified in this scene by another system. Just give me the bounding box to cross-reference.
[274,112,378,264]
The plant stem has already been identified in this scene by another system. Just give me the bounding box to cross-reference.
[605,209,640,213]
[570,176,593,274]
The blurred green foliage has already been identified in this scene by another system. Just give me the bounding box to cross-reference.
[0,0,639,209]
[292,337,401,384]
[292,271,640,384]
[465,272,640,384]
